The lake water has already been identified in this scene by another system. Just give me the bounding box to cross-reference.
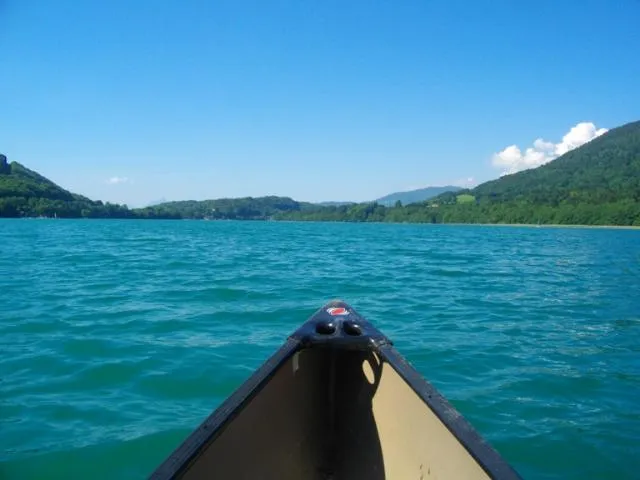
[1,219,639,479]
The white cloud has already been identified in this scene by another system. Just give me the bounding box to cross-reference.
[492,122,608,175]
[106,176,130,185]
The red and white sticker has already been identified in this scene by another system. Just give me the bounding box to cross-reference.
[327,307,349,316]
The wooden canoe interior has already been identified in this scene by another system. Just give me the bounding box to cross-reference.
[178,347,490,479]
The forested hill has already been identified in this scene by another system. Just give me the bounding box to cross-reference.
[135,196,311,220]
[277,120,640,225]
[0,155,131,218]
[423,119,640,225]
[470,120,640,204]
[0,154,311,219]
[0,156,76,202]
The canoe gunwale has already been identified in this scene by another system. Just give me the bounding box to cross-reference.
[148,338,300,480]
[376,344,522,480]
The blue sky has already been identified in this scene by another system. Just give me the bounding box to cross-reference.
[1,0,639,206]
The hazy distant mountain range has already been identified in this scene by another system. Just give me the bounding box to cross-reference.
[375,186,463,206]
[315,201,356,207]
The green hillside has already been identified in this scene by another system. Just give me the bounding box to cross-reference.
[428,120,640,225]
[0,155,131,218]
[0,156,76,202]
[277,120,640,225]
[0,154,312,219]
[472,120,640,204]
[136,196,310,220]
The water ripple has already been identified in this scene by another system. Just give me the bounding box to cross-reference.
[1,220,640,479]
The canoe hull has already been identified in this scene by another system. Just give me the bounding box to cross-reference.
[150,302,520,479]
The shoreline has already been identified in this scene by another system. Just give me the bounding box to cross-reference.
[5,217,640,230]
[442,222,640,230]
[271,219,640,230]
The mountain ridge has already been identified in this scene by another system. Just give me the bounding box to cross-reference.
[2,119,639,224]
[375,185,463,206]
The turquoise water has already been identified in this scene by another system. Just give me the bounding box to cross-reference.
[1,219,639,479]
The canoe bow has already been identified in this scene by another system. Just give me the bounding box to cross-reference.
[149,300,521,480]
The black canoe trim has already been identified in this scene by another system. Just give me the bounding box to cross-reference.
[289,301,392,350]
[376,344,522,480]
[148,337,300,480]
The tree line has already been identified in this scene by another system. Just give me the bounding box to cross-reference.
[2,119,639,225]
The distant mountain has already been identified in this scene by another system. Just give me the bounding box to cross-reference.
[315,201,357,207]
[376,186,462,206]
